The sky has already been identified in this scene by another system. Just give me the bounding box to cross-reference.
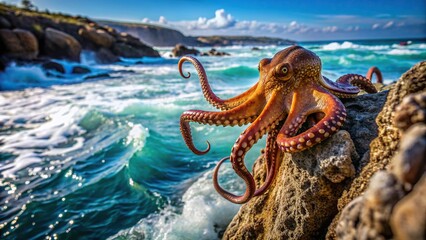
[4,0,426,41]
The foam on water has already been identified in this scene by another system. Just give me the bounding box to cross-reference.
[110,165,242,240]
[387,49,421,55]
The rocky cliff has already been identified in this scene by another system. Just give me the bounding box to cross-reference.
[0,3,159,64]
[99,20,296,47]
[223,62,426,240]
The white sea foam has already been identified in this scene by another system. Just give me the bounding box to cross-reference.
[321,41,390,51]
[110,165,242,240]
[387,49,421,55]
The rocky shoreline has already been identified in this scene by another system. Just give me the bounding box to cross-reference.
[0,3,160,68]
[222,61,425,239]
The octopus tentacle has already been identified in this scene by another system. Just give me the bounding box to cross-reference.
[319,75,360,98]
[180,93,266,155]
[213,92,285,204]
[253,120,284,196]
[337,74,377,93]
[277,85,346,152]
[366,66,383,84]
[179,56,259,110]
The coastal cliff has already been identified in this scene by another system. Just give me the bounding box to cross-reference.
[0,3,159,65]
[99,20,296,47]
[223,62,426,239]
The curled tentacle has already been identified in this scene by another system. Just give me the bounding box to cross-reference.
[180,93,265,155]
[178,56,258,110]
[366,66,383,84]
[254,119,284,196]
[319,75,360,98]
[277,84,346,152]
[337,74,377,93]
[213,92,285,204]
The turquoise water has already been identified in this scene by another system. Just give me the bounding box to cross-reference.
[0,39,425,239]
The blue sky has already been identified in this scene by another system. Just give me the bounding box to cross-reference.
[4,0,426,41]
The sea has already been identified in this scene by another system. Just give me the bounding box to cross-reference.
[0,39,425,240]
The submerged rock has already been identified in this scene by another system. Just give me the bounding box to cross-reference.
[41,61,65,74]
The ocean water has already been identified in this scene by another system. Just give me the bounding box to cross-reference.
[0,39,425,239]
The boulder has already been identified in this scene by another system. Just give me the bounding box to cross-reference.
[95,47,119,64]
[391,174,426,240]
[71,66,91,74]
[201,48,230,56]
[43,27,82,62]
[112,42,159,58]
[171,44,200,57]
[0,28,38,59]
[41,61,65,74]
[78,26,115,48]
[0,15,11,29]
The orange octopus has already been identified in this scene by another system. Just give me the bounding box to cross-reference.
[179,46,381,204]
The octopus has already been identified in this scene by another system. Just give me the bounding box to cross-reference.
[178,46,380,204]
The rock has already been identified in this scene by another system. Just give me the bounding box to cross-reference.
[391,175,426,240]
[171,44,200,57]
[41,61,65,74]
[43,28,82,62]
[391,123,426,188]
[0,56,7,72]
[393,92,426,132]
[329,62,426,239]
[112,42,159,58]
[201,48,230,56]
[95,47,119,64]
[78,26,115,48]
[71,66,91,74]
[0,15,11,29]
[327,61,426,239]
[0,28,38,59]
[251,47,260,51]
[224,130,358,239]
[335,171,405,239]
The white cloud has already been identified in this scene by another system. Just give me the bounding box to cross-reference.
[138,9,418,40]
[322,26,338,32]
[383,21,394,29]
[372,23,380,29]
[159,16,167,24]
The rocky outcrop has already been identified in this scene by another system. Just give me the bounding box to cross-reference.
[0,3,160,64]
[78,26,115,48]
[223,87,386,239]
[201,48,230,57]
[222,61,426,240]
[327,61,426,239]
[171,44,200,57]
[334,91,426,240]
[224,130,360,239]
[0,28,38,59]
[43,27,82,62]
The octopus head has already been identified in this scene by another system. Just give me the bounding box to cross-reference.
[259,46,322,96]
